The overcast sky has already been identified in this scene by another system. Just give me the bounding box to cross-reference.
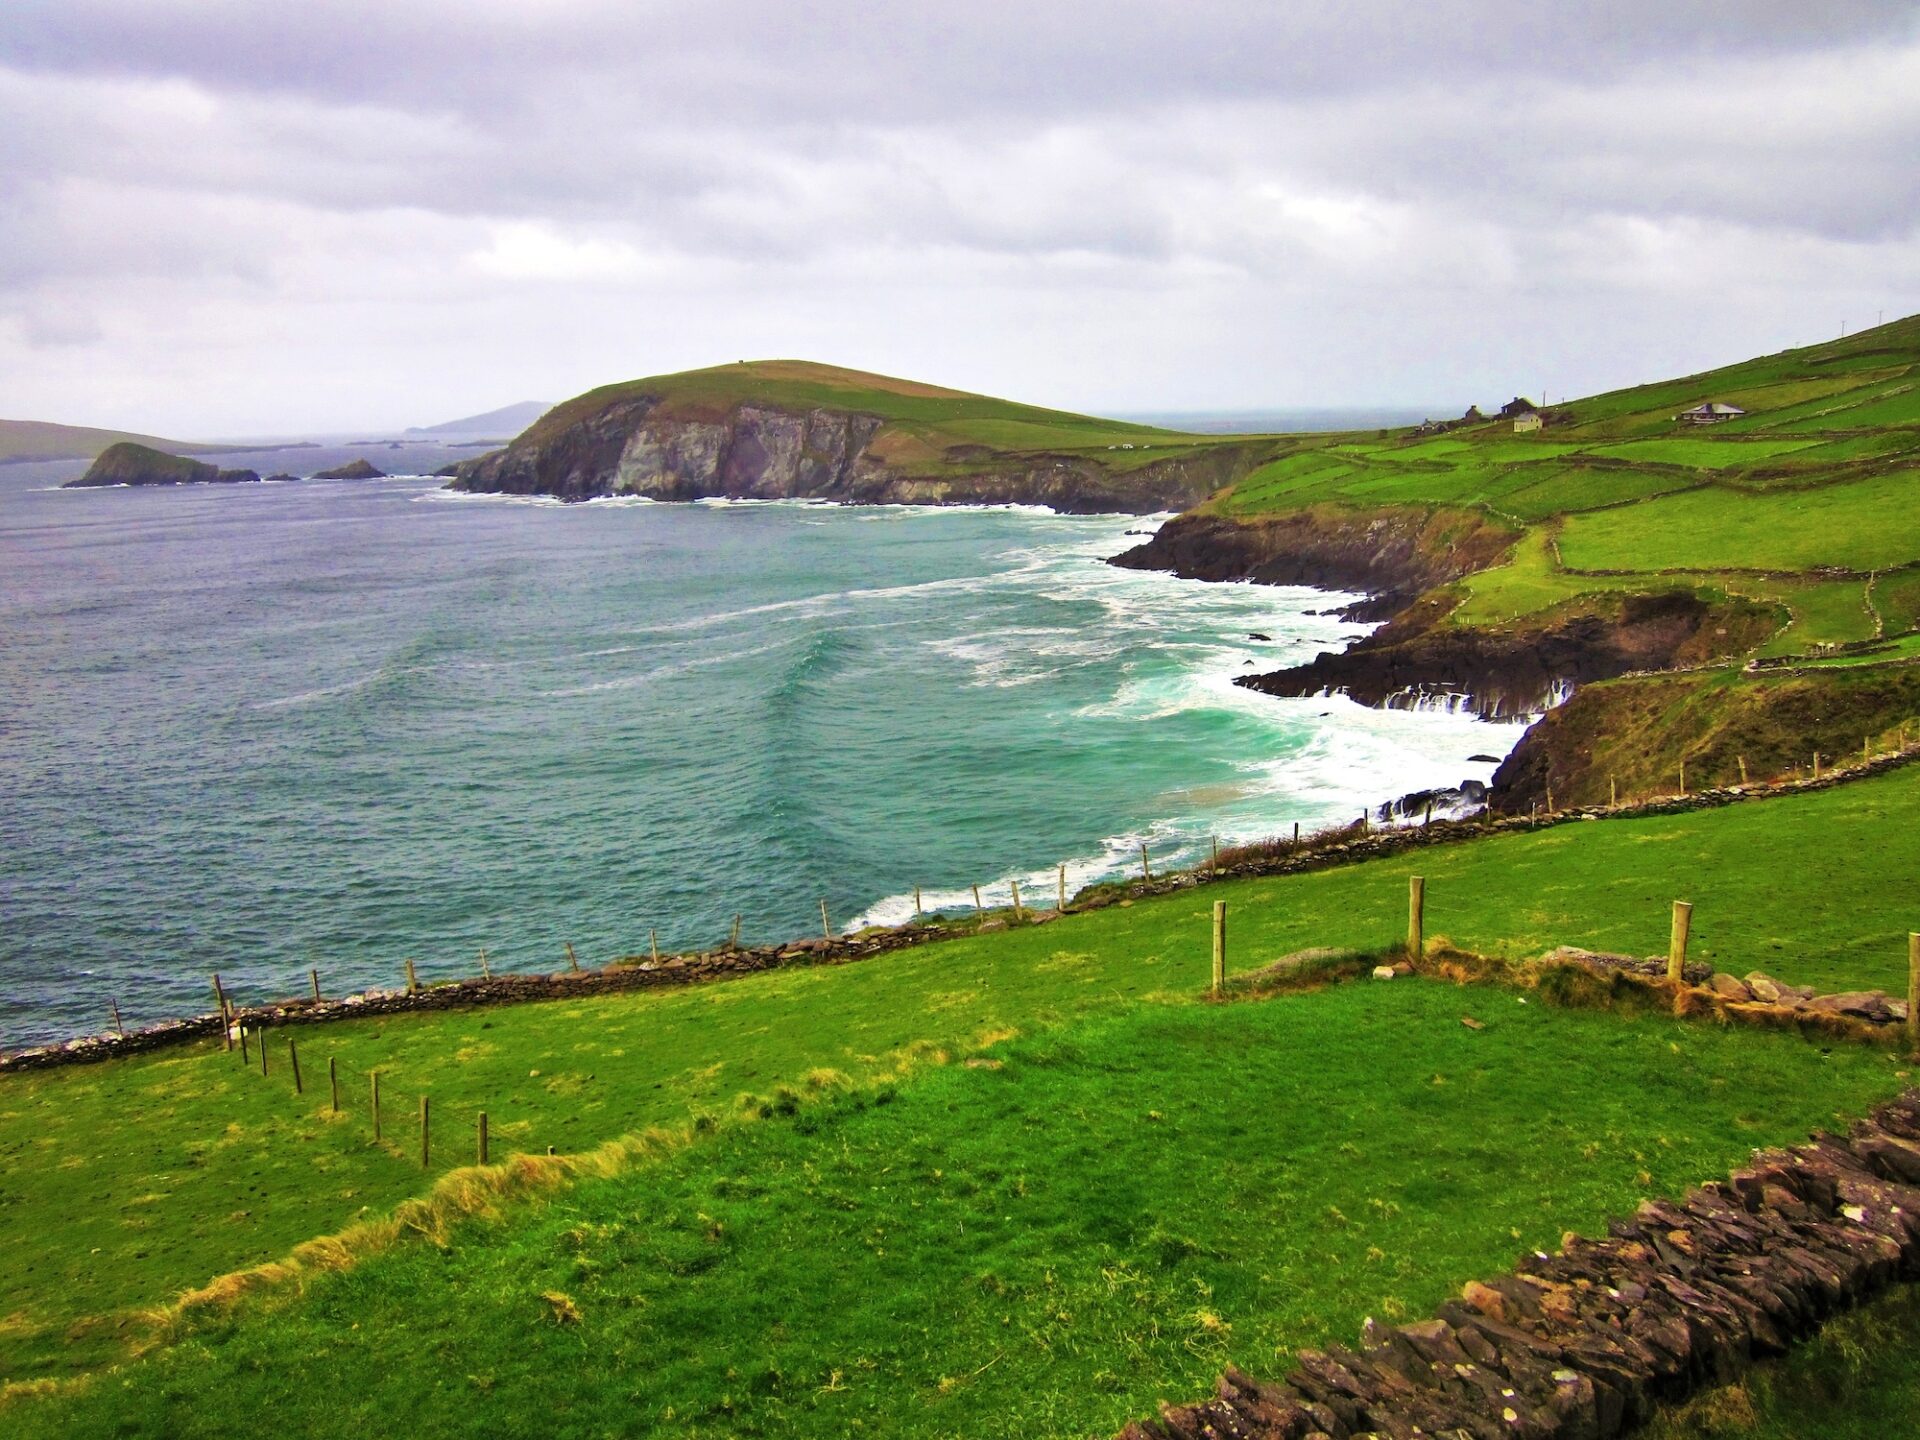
[4,1,1919,437]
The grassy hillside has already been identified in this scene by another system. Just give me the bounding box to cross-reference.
[1214,314,1920,655]
[525,360,1278,480]
[10,762,1920,1404]
[0,418,212,464]
[10,984,1899,1438]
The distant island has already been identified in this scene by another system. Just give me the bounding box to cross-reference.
[405,400,553,438]
[61,442,262,488]
[311,458,386,480]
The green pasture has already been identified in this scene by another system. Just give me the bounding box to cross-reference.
[12,763,1920,1386]
[10,981,1902,1439]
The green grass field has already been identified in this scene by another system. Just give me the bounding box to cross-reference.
[8,981,1903,1438]
[12,762,1920,1400]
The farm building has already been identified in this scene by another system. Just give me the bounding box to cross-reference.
[1676,401,1746,424]
[1512,411,1544,433]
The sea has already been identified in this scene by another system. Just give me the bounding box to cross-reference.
[0,464,1527,1048]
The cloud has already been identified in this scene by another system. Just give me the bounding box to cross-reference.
[0,2,1917,432]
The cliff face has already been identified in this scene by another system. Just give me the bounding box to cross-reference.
[63,442,260,488]
[1110,507,1518,619]
[451,396,1261,514]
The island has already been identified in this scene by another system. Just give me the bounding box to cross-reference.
[61,442,260,488]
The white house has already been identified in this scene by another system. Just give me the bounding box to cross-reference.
[1676,401,1746,424]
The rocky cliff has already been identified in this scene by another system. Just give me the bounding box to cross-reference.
[63,442,260,488]
[450,394,1265,513]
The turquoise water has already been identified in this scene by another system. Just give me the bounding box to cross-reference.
[0,474,1525,1046]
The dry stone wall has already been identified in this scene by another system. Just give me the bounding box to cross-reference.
[1119,1091,1920,1440]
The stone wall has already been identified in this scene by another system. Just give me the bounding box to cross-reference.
[1119,1090,1920,1440]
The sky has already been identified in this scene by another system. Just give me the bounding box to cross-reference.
[4,1,1919,437]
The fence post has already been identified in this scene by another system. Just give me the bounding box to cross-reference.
[1212,835,1220,870]
[913,885,923,921]
[1010,879,1023,921]
[1813,752,1821,780]
[649,929,660,963]
[1610,776,1617,809]
[1679,761,1686,797]
[1668,901,1694,982]
[1737,756,1748,786]
[1141,843,1152,881]
[730,914,742,950]
[1546,784,1554,813]
[478,1110,489,1166]
[1293,821,1300,849]
[820,898,832,943]
[329,1056,339,1114]
[1408,875,1426,962]
[420,1095,430,1170]
[213,974,232,1050]
[405,958,419,995]
[478,948,492,979]
[1211,901,1226,994]
[972,883,984,917]
[1058,864,1067,913]
[371,1071,382,1142]
[240,1024,250,1065]
[289,1037,303,1095]
[1909,933,1919,1055]
[309,968,321,1002]
[566,941,581,974]
[260,1029,268,1077]
[111,997,125,1039]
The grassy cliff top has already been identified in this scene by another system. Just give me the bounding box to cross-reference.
[524,359,1276,474]
[1207,313,1920,657]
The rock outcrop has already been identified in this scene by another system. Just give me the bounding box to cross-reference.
[63,442,260,488]
[312,458,386,480]
[451,393,1265,513]
[1109,507,1517,622]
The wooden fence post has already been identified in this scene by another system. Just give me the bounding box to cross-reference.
[729,914,742,950]
[1909,933,1919,1055]
[1211,835,1220,869]
[1813,752,1822,780]
[1010,879,1023,921]
[1423,800,1433,827]
[1293,821,1300,849]
[329,1056,339,1114]
[1057,864,1067,913]
[820,898,832,943]
[1667,901,1694,982]
[289,1037,302,1095]
[1546,784,1554,813]
[1678,761,1686,797]
[259,1029,268,1077]
[1610,776,1617,809]
[405,958,419,995]
[478,1110,489,1166]
[478,948,492,980]
[1408,875,1426,962]
[972,883,984,916]
[372,1071,382,1142]
[240,1024,250,1065]
[1737,756,1748,786]
[1211,901,1226,994]
[309,968,321,1002]
[566,941,581,974]
[213,974,232,1051]
[1141,843,1152,881]
[111,997,125,1039]
[649,929,660,963]
[914,885,923,921]
[420,1095,430,1170]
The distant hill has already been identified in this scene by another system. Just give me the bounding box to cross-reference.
[448,360,1274,511]
[0,418,219,465]
[405,401,553,437]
